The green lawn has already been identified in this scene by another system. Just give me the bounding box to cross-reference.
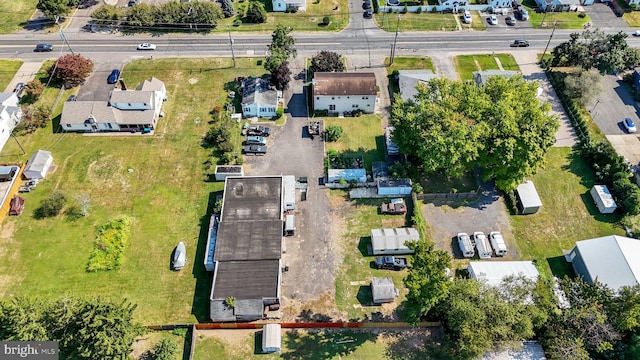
[522,0,591,29]
[623,11,640,27]
[377,12,458,32]
[215,0,349,32]
[386,57,436,74]
[461,11,487,31]
[510,147,624,278]
[454,54,520,81]
[0,58,267,324]
[324,115,386,172]
[194,329,428,359]
[0,0,37,33]
[0,60,23,91]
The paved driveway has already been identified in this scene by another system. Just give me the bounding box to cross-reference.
[242,66,335,319]
[77,59,130,100]
[584,3,628,29]
[588,75,639,135]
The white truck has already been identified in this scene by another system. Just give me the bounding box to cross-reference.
[489,231,507,257]
[457,232,475,258]
[473,232,492,259]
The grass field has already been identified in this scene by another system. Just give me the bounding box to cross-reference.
[377,12,458,32]
[623,11,640,27]
[461,11,487,31]
[0,0,38,34]
[510,147,624,278]
[521,0,591,29]
[454,54,520,81]
[324,115,386,172]
[386,57,436,74]
[0,60,23,91]
[0,58,268,324]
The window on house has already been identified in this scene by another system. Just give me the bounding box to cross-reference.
[331,97,335,100]
[316,97,319,100]
[66,124,71,128]
[329,105,336,110]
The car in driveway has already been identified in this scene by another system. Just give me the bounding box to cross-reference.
[34,43,53,52]
[463,11,472,24]
[505,16,515,26]
[510,40,530,47]
[137,43,156,50]
[623,117,637,133]
[67,95,77,102]
[245,136,267,145]
[364,9,372,18]
[243,145,267,155]
[488,15,498,25]
[107,69,120,84]
[362,0,371,9]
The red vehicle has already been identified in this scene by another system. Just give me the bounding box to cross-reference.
[380,198,407,215]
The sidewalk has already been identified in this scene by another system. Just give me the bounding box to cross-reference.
[3,62,44,93]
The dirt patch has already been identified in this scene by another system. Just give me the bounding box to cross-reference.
[188,78,198,85]
[0,220,15,239]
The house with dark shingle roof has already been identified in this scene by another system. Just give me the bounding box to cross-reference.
[241,78,279,118]
[60,77,166,133]
[312,72,377,115]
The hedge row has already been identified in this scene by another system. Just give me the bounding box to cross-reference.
[546,70,640,215]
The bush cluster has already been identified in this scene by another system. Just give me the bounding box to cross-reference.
[547,70,640,215]
[86,216,133,272]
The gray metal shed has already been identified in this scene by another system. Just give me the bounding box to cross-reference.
[370,228,419,255]
[371,277,397,304]
[262,324,282,353]
[24,150,53,179]
[516,181,542,215]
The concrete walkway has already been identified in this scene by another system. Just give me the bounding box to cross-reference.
[3,62,44,93]
[511,50,578,147]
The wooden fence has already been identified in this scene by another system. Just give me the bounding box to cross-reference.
[416,187,480,201]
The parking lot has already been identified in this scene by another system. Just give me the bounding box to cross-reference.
[481,12,530,31]
[77,60,129,101]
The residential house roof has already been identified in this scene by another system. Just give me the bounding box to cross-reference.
[214,220,283,261]
[211,259,280,300]
[371,228,419,253]
[109,90,155,106]
[468,261,540,288]
[398,70,438,101]
[313,72,377,96]
[473,70,519,86]
[136,77,165,92]
[572,235,640,291]
[482,341,547,360]
[60,101,157,126]
[0,92,21,121]
[242,78,278,106]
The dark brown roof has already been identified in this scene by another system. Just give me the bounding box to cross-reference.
[214,220,283,261]
[313,72,377,96]
[212,260,280,299]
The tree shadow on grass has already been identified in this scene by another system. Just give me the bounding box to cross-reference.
[547,255,575,279]
[356,285,373,307]
[358,236,370,257]
[385,327,449,360]
[281,329,378,360]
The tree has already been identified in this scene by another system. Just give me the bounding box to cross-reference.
[477,76,558,191]
[90,5,123,25]
[14,105,51,135]
[123,3,155,28]
[154,338,179,360]
[264,24,296,73]
[390,78,490,179]
[0,297,48,341]
[21,80,45,103]
[245,1,267,24]
[552,29,640,74]
[310,51,345,73]
[270,62,292,90]
[74,192,92,217]
[48,54,94,88]
[220,0,235,18]
[564,70,603,105]
[403,238,451,324]
[324,124,343,142]
[37,0,75,18]
[34,191,67,219]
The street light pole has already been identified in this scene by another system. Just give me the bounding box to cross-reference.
[55,16,74,55]
[228,26,236,68]
[540,21,557,69]
[390,15,400,65]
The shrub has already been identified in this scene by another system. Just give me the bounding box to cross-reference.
[34,191,67,219]
[225,296,236,308]
[220,0,235,18]
[153,338,178,360]
[86,216,133,272]
[235,155,244,165]
[172,328,188,337]
[276,107,284,118]
[416,6,422,13]
[401,5,408,13]
[412,182,424,194]
[324,124,343,142]
[322,16,331,25]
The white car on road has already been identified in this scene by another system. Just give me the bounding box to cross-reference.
[137,43,156,50]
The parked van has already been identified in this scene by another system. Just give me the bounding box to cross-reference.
[457,232,475,258]
[245,136,267,146]
[284,215,296,236]
[489,231,507,257]
[473,232,492,259]
[385,127,399,155]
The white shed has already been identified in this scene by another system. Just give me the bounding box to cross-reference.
[283,175,296,211]
[23,150,53,179]
[371,277,397,304]
[590,185,617,214]
[371,228,419,255]
[516,180,542,215]
[262,324,281,353]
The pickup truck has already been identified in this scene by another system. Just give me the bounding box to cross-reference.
[374,256,408,271]
[247,125,271,137]
[380,198,407,215]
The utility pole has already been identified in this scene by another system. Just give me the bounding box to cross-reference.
[390,15,400,66]
[55,16,74,55]
[228,26,236,68]
[540,21,557,69]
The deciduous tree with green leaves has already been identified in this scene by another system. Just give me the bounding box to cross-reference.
[245,1,267,24]
[265,24,296,73]
[310,51,345,73]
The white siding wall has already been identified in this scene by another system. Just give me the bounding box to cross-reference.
[314,95,376,114]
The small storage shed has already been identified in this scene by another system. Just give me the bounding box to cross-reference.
[262,324,282,353]
[371,277,397,304]
[371,228,419,255]
[516,180,542,215]
[23,150,53,180]
[214,165,244,181]
[377,179,412,196]
[590,185,617,214]
[283,175,296,211]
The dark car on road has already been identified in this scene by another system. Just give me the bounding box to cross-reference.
[34,43,53,52]
[243,145,267,155]
[107,69,120,84]
[510,40,530,47]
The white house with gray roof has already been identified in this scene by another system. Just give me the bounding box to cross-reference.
[568,235,640,292]
[0,92,22,152]
[312,72,377,115]
[60,77,166,133]
[241,78,279,118]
